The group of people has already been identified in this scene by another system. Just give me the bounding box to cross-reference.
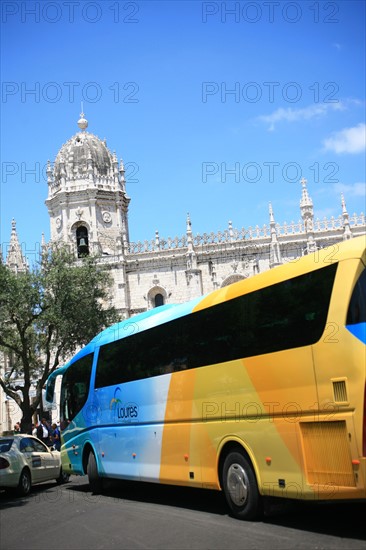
[13,418,61,451]
[33,418,61,450]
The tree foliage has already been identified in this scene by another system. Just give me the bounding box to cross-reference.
[0,245,118,431]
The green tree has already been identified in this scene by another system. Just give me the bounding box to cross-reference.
[0,245,119,433]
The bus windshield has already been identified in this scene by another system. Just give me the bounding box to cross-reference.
[60,354,93,427]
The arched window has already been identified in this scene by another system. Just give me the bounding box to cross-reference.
[76,226,89,257]
[147,287,167,309]
[154,293,164,307]
[221,274,246,288]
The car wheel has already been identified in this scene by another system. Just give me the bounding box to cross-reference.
[87,452,103,494]
[17,468,31,497]
[56,468,70,484]
[222,450,263,520]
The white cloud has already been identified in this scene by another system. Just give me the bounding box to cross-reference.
[333,182,366,197]
[314,207,338,220]
[258,102,345,131]
[322,123,366,154]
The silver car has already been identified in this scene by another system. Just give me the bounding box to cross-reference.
[0,434,69,496]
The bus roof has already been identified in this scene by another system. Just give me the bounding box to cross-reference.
[63,235,366,368]
[65,295,205,365]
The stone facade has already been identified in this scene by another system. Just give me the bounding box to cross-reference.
[44,113,365,318]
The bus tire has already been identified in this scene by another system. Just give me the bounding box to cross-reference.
[87,452,103,494]
[222,451,263,520]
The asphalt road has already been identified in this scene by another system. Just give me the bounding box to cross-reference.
[1,476,365,549]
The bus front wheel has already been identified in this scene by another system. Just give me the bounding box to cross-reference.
[87,452,103,494]
[222,451,263,520]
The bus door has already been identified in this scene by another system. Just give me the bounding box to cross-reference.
[310,259,365,493]
[312,259,365,413]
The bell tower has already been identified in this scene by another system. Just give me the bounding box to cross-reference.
[45,112,130,258]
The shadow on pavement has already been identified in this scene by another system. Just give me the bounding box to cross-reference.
[67,477,366,540]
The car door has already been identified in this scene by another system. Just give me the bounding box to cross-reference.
[19,437,46,483]
[45,447,62,480]
[30,438,60,481]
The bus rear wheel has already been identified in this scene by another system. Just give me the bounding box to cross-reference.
[222,451,263,520]
[87,452,103,494]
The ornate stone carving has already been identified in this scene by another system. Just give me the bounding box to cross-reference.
[75,207,83,220]
[102,211,112,224]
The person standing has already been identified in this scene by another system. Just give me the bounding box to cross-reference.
[51,423,61,451]
[36,418,49,444]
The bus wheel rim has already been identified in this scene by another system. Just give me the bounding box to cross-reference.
[227,463,248,507]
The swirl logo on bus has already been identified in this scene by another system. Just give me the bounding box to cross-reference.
[110,387,139,421]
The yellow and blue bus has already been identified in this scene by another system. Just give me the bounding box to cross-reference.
[46,236,366,519]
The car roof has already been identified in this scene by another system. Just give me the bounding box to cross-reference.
[0,434,38,439]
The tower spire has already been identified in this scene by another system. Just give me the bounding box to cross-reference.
[341,193,353,240]
[6,219,27,273]
[186,213,197,269]
[299,178,317,254]
[268,203,282,268]
[77,103,88,131]
[300,177,313,212]
[184,213,202,297]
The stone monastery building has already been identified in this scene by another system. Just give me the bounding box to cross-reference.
[5,112,366,319]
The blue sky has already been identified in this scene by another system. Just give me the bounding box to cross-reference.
[1,0,365,265]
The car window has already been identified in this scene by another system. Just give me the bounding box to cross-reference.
[0,439,13,452]
[31,438,48,452]
[19,438,35,452]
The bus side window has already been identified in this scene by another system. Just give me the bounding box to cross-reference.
[347,269,366,325]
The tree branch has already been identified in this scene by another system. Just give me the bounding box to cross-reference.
[0,377,22,407]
